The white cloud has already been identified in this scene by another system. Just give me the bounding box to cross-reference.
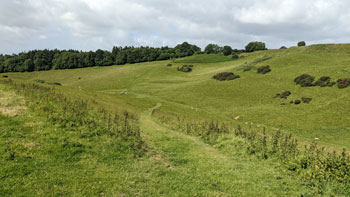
[0,0,350,53]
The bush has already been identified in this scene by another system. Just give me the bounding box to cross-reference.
[337,78,350,89]
[280,46,287,49]
[294,74,315,87]
[314,76,336,87]
[295,74,337,87]
[2,75,8,78]
[302,97,312,104]
[245,42,266,52]
[294,100,301,104]
[213,72,240,81]
[204,44,222,54]
[275,91,291,99]
[231,52,239,59]
[223,46,233,56]
[257,65,271,74]
[298,41,306,47]
[167,64,172,67]
[177,65,193,72]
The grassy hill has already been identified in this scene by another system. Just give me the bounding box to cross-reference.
[1,44,350,195]
[5,44,350,148]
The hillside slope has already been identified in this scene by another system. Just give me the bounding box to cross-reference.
[2,44,350,195]
[5,44,350,149]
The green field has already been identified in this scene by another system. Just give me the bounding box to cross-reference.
[1,44,350,195]
[6,44,350,148]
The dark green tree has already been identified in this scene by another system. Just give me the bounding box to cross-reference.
[297,41,306,47]
[204,44,222,54]
[223,46,233,56]
[23,59,34,72]
[245,42,266,52]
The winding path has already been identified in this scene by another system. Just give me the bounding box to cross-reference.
[138,103,305,196]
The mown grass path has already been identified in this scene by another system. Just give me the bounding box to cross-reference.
[139,103,309,196]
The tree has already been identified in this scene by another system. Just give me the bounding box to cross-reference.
[297,41,306,47]
[280,46,287,49]
[245,42,266,52]
[174,42,201,57]
[223,46,233,56]
[23,59,34,72]
[204,44,222,54]
[232,52,239,59]
[158,53,171,60]
[0,42,200,73]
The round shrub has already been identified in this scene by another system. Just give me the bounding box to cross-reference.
[314,76,336,87]
[257,65,271,74]
[232,52,239,59]
[280,91,291,99]
[275,91,291,99]
[302,97,312,104]
[337,78,350,89]
[294,100,301,105]
[294,74,315,87]
[280,46,287,49]
[298,41,306,47]
[167,64,172,67]
[213,72,240,81]
[177,65,193,72]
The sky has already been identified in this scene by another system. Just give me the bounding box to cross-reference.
[1,0,350,54]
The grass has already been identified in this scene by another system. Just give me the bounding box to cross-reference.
[0,82,315,196]
[174,54,234,63]
[1,44,350,195]
[6,44,349,148]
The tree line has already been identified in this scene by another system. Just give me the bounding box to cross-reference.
[1,40,305,73]
[0,42,201,73]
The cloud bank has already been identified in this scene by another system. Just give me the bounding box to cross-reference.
[1,0,350,53]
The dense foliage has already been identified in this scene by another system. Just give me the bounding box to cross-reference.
[257,65,271,74]
[222,46,233,56]
[245,42,266,52]
[204,44,222,54]
[280,46,287,49]
[177,65,193,72]
[337,78,350,89]
[298,41,306,47]
[294,74,337,87]
[275,91,291,99]
[212,72,240,81]
[0,42,200,73]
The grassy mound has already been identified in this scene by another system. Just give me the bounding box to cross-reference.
[213,72,240,81]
